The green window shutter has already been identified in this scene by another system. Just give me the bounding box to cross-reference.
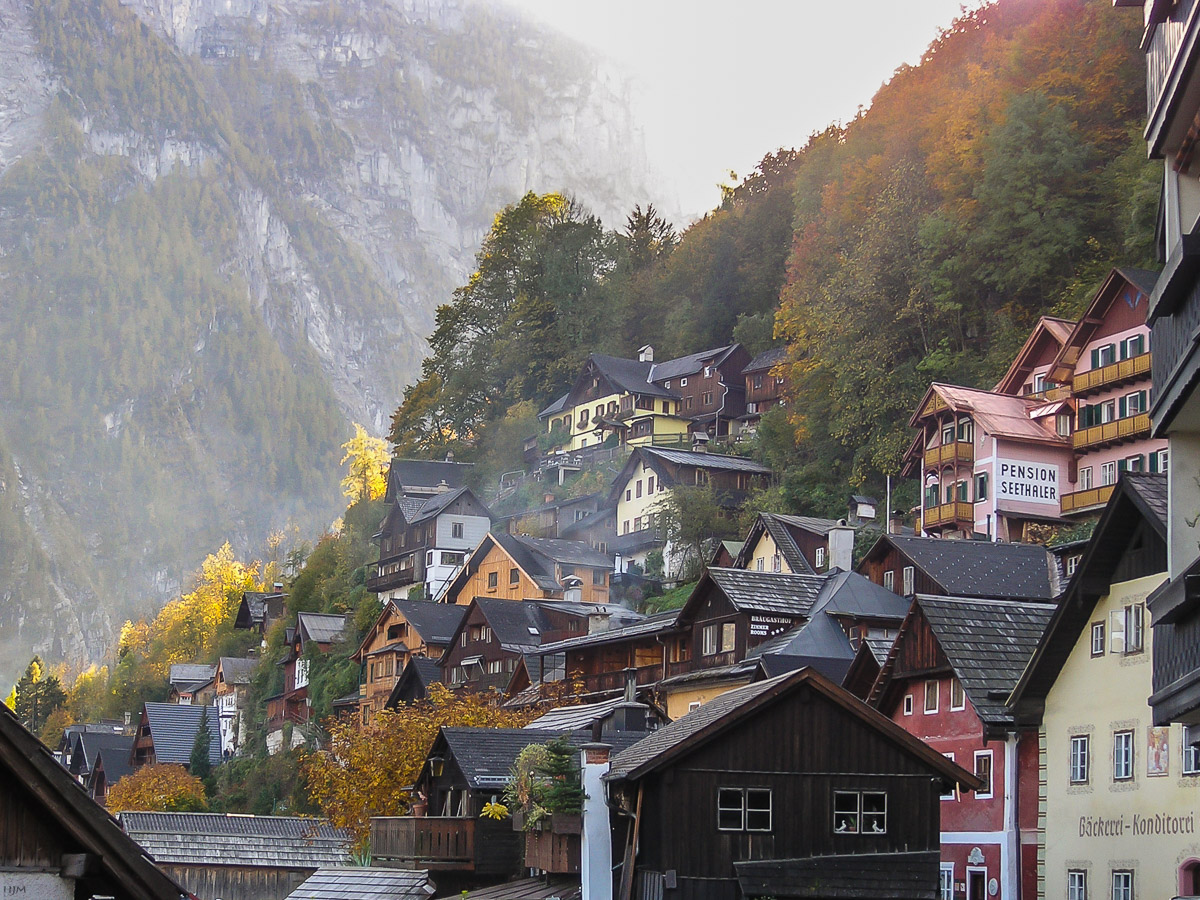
[1118,458,1127,473]
[1091,348,1099,369]
[1138,390,1147,413]
[1119,396,1127,419]
[1150,452,1159,473]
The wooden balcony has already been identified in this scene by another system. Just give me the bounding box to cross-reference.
[1146,0,1198,138]
[1073,413,1151,451]
[372,816,520,875]
[922,501,974,532]
[582,663,665,695]
[1072,353,1151,396]
[923,441,973,469]
[366,562,417,593]
[1060,484,1116,516]
[524,828,581,874]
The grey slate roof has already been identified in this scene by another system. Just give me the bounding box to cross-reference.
[759,514,815,574]
[72,730,134,776]
[287,867,434,900]
[648,344,738,382]
[218,657,257,685]
[388,459,472,494]
[916,595,1057,727]
[393,600,469,646]
[532,608,678,655]
[589,354,676,398]
[816,570,911,621]
[168,664,216,688]
[509,533,613,569]
[298,612,349,645]
[397,496,426,520]
[538,392,571,418]
[705,568,827,617]
[525,697,631,731]
[640,447,772,474]
[1124,470,1167,524]
[438,727,577,789]
[409,486,486,525]
[884,536,1057,600]
[741,346,787,374]
[91,744,135,787]
[142,703,221,766]
[1118,266,1160,297]
[119,812,351,868]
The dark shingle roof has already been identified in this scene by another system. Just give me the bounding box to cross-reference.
[705,568,826,617]
[916,595,1056,727]
[142,703,221,766]
[397,496,425,520]
[393,601,469,646]
[884,536,1056,600]
[472,598,604,652]
[649,344,738,382]
[509,534,613,569]
[640,447,772,474]
[409,486,484,525]
[759,515,815,574]
[288,867,434,900]
[525,698,630,731]
[538,392,571,418]
[816,570,911,621]
[93,744,135,785]
[388,459,473,494]
[532,609,680,654]
[741,346,787,374]
[119,812,351,867]
[743,614,855,684]
[590,354,676,398]
[73,731,134,776]
[1118,267,1160,296]
[218,657,257,685]
[168,664,216,688]
[457,876,581,900]
[1124,470,1167,525]
[439,728,579,789]
[298,612,349,645]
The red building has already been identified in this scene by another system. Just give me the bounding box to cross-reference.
[869,595,1055,900]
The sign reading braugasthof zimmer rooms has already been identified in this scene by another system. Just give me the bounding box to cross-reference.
[996,460,1059,505]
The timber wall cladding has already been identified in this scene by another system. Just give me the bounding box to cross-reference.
[160,864,312,900]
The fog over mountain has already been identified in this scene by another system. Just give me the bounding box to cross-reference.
[0,0,659,682]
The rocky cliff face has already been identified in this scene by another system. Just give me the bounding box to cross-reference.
[0,0,656,683]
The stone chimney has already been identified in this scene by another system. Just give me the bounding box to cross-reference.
[581,744,613,900]
[436,479,450,493]
[638,344,654,363]
[828,520,855,572]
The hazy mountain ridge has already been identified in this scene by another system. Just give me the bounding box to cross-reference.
[0,0,656,681]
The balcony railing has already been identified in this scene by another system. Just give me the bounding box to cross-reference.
[1060,484,1117,516]
[1073,414,1151,450]
[922,501,975,532]
[581,663,665,695]
[923,442,973,469]
[372,817,475,869]
[1072,353,1151,395]
[1146,0,1198,128]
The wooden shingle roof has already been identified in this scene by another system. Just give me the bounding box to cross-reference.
[119,812,351,867]
[287,867,434,899]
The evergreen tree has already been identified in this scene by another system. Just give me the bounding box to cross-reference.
[190,706,214,783]
[13,657,66,735]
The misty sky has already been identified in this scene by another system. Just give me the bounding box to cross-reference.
[503,0,981,220]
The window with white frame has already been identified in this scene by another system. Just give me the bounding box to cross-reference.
[1101,462,1117,486]
[903,694,913,716]
[1113,731,1134,781]
[883,571,895,592]
[1079,466,1094,490]
[815,547,826,569]
[451,521,464,539]
[924,680,939,714]
[1071,734,1090,783]
[1068,870,1087,900]
[1033,373,1047,393]
[942,423,955,445]
[903,566,915,595]
[1111,870,1132,900]
[1090,622,1105,656]
[772,552,782,573]
[974,750,993,798]
[1124,603,1145,654]
[941,753,957,800]
[833,790,887,834]
[950,679,965,711]
[1185,726,1200,776]
[1109,609,1126,654]
[1152,449,1169,473]
[716,787,772,832]
[940,864,955,900]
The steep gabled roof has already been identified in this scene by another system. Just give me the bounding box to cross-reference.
[538,392,571,418]
[871,535,1058,600]
[408,485,489,526]
[648,344,740,382]
[168,663,216,688]
[742,346,788,375]
[297,612,349,646]
[1048,267,1159,382]
[217,657,257,686]
[394,600,469,646]
[743,614,856,682]
[993,315,1077,395]
[385,656,444,709]
[606,668,982,788]
[437,727,578,789]
[119,812,351,868]
[910,383,1067,446]
[698,568,827,618]
[142,703,221,767]
[385,458,473,499]
[816,570,911,621]
[71,730,135,777]
[0,705,187,900]
[1009,473,1167,715]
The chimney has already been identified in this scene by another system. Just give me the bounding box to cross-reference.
[544,492,555,504]
[273,582,284,593]
[623,667,637,702]
[581,744,614,900]
[889,510,905,535]
[828,520,855,572]
[436,479,450,493]
[638,344,654,363]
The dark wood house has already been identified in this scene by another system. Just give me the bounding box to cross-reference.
[732,512,855,575]
[0,702,187,900]
[235,588,286,635]
[857,534,1059,600]
[266,612,347,733]
[603,667,981,900]
[738,345,788,432]
[648,343,750,439]
[131,702,222,770]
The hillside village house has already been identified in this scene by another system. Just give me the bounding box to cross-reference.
[1009,473,1193,900]
[738,345,788,434]
[732,511,856,575]
[443,532,613,606]
[903,269,1163,540]
[1122,0,1200,731]
[214,656,256,757]
[167,662,216,705]
[235,586,286,636]
[368,485,492,601]
[646,343,750,440]
[132,702,222,770]
[351,599,466,723]
[869,594,1055,900]
[266,611,347,749]
[608,446,772,574]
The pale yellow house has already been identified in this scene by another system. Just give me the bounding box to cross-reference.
[1010,474,1200,900]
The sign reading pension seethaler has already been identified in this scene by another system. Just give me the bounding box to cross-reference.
[996,460,1059,505]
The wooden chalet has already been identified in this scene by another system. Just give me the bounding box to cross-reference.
[732,511,855,575]
[60,724,132,784]
[86,744,134,805]
[738,345,788,432]
[368,486,492,601]
[235,587,286,635]
[120,811,351,900]
[215,656,256,757]
[167,662,216,705]
[603,668,981,900]
[386,656,445,707]
[992,315,1076,397]
[647,343,750,439]
[868,594,1057,900]
[131,702,221,770]
[858,534,1059,600]
[266,612,348,735]
[352,600,466,723]
[443,532,613,606]
[0,702,188,899]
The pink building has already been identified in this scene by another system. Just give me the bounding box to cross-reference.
[904,268,1165,540]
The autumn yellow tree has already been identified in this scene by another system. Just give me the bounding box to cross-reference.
[303,684,534,847]
[106,764,208,812]
[340,423,389,503]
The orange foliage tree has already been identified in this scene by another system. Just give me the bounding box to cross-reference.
[302,684,535,847]
[105,764,208,813]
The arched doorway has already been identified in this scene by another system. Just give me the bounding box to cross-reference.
[1178,858,1200,896]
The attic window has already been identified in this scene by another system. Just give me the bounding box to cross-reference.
[528,626,540,636]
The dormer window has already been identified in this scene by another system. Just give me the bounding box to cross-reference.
[680,377,688,387]
[704,365,713,378]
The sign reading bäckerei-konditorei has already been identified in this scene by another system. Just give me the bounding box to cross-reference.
[996,460,1059,505]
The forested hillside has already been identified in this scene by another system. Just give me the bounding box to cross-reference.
[0,0,656,681]
[393,0,1154,519]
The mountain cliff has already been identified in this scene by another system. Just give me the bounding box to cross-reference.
[0,0,656,681]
